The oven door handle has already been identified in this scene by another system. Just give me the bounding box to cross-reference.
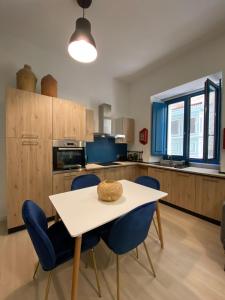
[57,147,83,151]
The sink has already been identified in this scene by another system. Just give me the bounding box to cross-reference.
[150,160,187,169]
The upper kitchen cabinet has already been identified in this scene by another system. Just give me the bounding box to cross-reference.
[115,118,134,144]
[85,109,94,142]
[53,97,86,140]
[6,87,52,139]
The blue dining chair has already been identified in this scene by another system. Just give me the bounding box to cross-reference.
[71,173,101,191]
[135,176,162,248]
[101,202,157,300]
[22,200,102,300]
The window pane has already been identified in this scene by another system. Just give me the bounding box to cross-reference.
[208,86,216,159]
[167,101,184,156]
[189,95,204,159]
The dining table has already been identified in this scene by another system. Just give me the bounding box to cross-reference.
[49,179,168,300]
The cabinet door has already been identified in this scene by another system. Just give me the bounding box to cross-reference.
[115,118,134,144]
[124,118,134,143]
[171,172,196,211]
[124,166,138,181]
[6,138,53,229]
[6,88,52,139]
[86,109,94,142]
[195,176,225,221]
[104,167,125,181]
[53,97,86,140]
[148,167,172,201]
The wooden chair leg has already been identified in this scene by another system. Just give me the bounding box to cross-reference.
[136,247,139,259]
[143,241,156,277]
[33,261,40,280]
[153,217,160,238]
[44,271,53,300]
[156,202,164,249]
[90,248,101,297]
[116,255,120,300]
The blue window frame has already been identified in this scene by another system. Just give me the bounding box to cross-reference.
[163,79,221,164]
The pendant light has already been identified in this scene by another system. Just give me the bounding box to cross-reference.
[68,0,97,63]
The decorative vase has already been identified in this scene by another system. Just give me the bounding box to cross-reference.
[97,180,123,202]
[41,74,57,97]
[16,64,37,92]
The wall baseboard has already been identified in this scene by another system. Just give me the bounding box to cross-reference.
[159,200,220,226]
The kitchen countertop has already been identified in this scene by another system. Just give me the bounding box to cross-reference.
[53,161,225,179]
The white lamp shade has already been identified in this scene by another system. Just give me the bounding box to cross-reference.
[68,40,97,63]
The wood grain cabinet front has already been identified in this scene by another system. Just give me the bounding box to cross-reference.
[195,175,225,221]
[53,97,86,141]
[6,138,53,229]
[6,88,52,139]
[85,109,94,142]
[148,167,172,201]
[171,172,196,211]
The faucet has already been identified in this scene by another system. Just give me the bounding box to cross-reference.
[168,155,173,166]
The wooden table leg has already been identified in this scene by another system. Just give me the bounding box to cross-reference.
[156,202,164,249]
[71,235,82,300]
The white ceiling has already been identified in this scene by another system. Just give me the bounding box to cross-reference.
[0,0,225,83]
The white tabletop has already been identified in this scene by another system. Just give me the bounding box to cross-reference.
[49,180,168,237]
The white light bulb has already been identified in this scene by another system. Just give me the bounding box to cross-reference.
[68,40,97,63]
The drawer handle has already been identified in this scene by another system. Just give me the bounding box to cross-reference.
[22,141,38,145]
[178,173,189,177]
[203,178,218,183]
[64,137,75,139]
[22,134,39,139]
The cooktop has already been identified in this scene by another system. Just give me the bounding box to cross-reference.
[96,162,120,166]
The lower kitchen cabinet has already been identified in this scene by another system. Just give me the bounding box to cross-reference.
[53,171,86,194]
[104,167,125,181]
[195,175,225,220]
[171,172,196,211]
[6,138,53,229]
[148,167,172,201]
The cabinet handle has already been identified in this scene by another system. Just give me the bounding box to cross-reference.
[203,177,218,183]
[64,137,75,139]
[22,134,39,139]
[22,141,38,145]
[177,173,189,177]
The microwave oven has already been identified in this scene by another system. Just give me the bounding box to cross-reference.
[53,140,86,171]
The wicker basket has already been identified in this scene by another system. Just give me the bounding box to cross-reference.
[97,180,123,202]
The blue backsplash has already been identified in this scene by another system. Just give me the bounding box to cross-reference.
[86,136,127,163]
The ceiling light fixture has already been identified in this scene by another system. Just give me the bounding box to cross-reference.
[68,0,97,63]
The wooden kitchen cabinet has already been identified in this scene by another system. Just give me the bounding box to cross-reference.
[171,172,196,211]
[123,165,138,181]
[115,118,134,144]
[6,88,52,139]
[195,175,225,220]
[53,171,86,194]
[85,109,95,142]
[6,138,53,229]
[53,97,86,140]
[148,167,172,201]
[104,167,125,181]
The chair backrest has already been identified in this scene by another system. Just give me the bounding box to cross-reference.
[107,202,156,254]
[71,174,101,190]
[22,200,56,271]
[135,175,160,190]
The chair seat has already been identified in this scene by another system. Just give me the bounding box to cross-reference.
[47,221,100,267]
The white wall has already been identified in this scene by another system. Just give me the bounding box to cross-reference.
[0,34,129,220]
[128,33,225,164]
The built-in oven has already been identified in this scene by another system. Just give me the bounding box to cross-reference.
[53,140,86,171]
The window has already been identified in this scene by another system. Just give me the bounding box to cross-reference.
[167,101,184,156]
[165,79,221,163]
